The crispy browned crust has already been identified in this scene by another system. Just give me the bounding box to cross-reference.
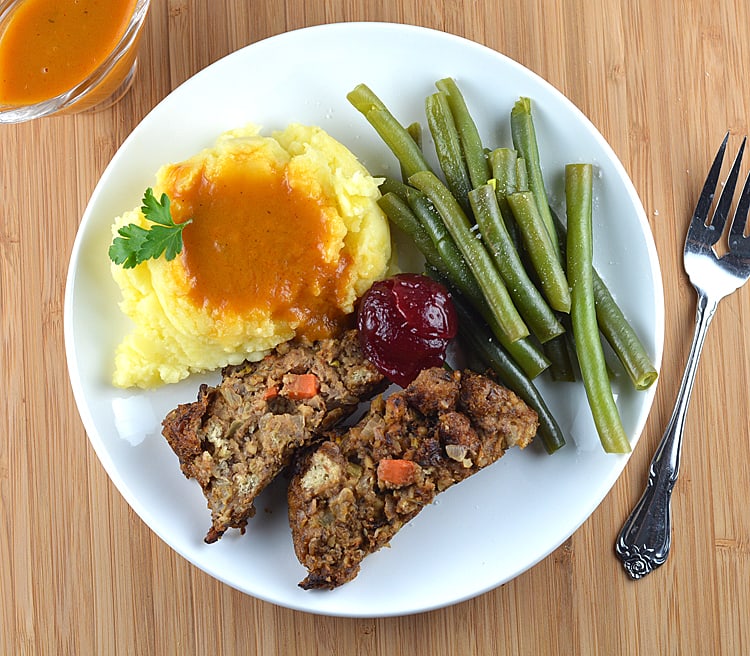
[287,367,538,589]
[161,330,386,543]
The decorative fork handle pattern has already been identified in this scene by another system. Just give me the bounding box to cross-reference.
[615,293,718,579]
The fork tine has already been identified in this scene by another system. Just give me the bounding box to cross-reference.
[729,163,750,249]
[709,135,747,237]
[693,132,730,229]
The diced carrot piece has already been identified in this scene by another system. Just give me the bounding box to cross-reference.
[262,385,280,400]
[376,459,417,487]
[283,373,320,400]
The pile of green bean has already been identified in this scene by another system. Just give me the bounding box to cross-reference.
[347,79,657,454]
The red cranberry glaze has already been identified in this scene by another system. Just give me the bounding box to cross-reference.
[357,273,458,387]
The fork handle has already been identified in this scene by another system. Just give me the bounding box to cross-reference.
[614,293,718,579]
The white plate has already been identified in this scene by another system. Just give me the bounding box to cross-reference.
[64,22,664,617]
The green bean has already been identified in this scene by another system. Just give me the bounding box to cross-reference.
[516,157,529,192]
[489,148,518,218]
[451,292,566,454]
[539,332,576,382]
[485,320,549,378]
[435,77,491,188]
[488,148,529,257]
[566,164,630,453]
[593,274,658,390]
[406,121,422,147]
[510,97,559,257]
[378,192,445,270]
[347,84,432,179]
[401,122,424,182]
[408,170,529,343]
[507,191,571,313]
[405,189,479,296]
[425,92,473,211]
[549,209,658,390]
[403,188,550,378]
[378,176,410,200]
[469,184,564,343]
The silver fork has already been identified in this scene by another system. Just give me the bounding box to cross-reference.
[615,132,750,579]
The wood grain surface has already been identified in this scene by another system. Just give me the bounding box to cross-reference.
[2,0,750,653]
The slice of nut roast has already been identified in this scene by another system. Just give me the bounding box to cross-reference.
[161,329,387,543]
[287,367,538,590]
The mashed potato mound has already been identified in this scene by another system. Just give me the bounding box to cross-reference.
[111,124,391,388]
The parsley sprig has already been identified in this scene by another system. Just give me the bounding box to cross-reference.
[109,188,192,269]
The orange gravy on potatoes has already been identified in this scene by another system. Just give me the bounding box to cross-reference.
[165,159,352,341]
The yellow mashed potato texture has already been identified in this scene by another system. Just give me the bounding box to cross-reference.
[111,124,391,388]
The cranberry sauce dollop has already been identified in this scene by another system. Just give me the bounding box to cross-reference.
[357,273,458,387]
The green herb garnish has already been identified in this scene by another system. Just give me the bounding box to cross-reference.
[108,188,192,268]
